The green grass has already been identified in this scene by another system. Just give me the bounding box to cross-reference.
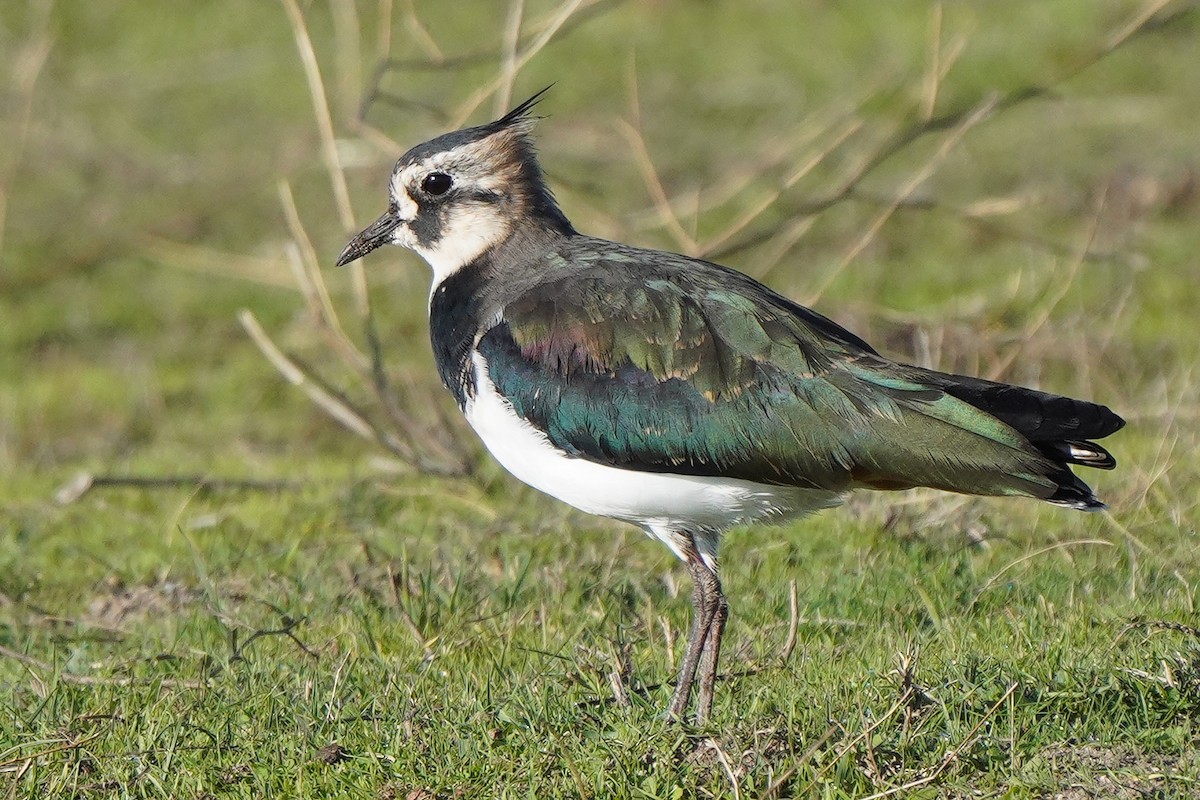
[3,0,1200,797]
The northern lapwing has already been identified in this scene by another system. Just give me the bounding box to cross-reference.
[336,90,1124,724]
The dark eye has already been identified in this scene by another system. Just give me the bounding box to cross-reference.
[421,172,453,196]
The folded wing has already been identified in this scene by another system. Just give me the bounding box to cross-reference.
[476,243,1121,507]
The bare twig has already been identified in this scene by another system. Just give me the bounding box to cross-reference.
[259,1,551,478]
[285,0,423,483]
[711,0,1193,262]
[919,3,966,122]
[361,305,472,473]
[495,0,526,115]
[621,68,700,255]
[920,3,946,122]
[286,182,472,472]
[699,117,864,259]
[278,180,369,372]
[374,0,396,65]
[329,0,363,121]
[843,189,1125,266]
[755,216,818,283]
[1106,0,1183,51]
[450,0,590,129]
[0,1,53,264]
[280,0,356,234]
[985,180,1109,381]
[139,235,294,289]
[758,722,839,800]
[373,0,615,78]
[0,729,109,771]
[0,644,205,690]
[400,0,444,62]
[281,0,378,427]
[239,309,411,457]
[53,472,302,505]
[804,95,997,305]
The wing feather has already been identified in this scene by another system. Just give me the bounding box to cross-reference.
[478,240,1065,500]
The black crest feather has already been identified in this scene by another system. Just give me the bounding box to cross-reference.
[494,85,555,129]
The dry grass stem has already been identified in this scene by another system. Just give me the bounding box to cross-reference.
[495,0,526,116]
[281,0,356,233]
[355,119,407,155]
[277,180,370,372]
[920,3,945,122]
[986,182,1108,381]
[783,689,917,798]
[238,309,413,459]
[0,729,110,772]
[245,294,466,472]
[968,539,1116,612]
[281,0,369,315]
[704,737,742,799]
[386,562,436,661]
[330,0,363,120]
[621,69,700,255]
[401,0,443,62]
[450,0,589,129]
[1106,0,1181,52]
[623,110,849,236]
[251,2,477,476]
[139,236,293,289]
[373,0,395,63]
[755,217,818,282]
[0,0,53,262]
[0,644,205,691]
[859,682,1020,800]
[920,3,967,122]
[780,580,800,664]
[804,95,999,305]
[699,118,864,258]
[53,473,300,505]
[759,723,840,800]
[720,0,1188,265]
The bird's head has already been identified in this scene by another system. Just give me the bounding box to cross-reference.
[336,87,572,282]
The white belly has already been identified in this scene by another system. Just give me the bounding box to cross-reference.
[463,353,842,560]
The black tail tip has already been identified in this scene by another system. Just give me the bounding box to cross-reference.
[1047,478,1107,511]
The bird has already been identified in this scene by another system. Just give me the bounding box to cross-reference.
[335,89,1124,724]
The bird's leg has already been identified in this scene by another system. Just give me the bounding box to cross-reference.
[695,570,728,725]
[666,556,712,721]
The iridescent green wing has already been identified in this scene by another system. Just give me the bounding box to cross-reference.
[477,243,1061,499]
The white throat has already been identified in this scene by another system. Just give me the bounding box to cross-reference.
[413,208,510,286]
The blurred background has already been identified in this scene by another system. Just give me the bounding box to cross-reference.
[2,1,1199,794]
[4,0,1196,487]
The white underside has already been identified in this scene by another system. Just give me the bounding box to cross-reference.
[464,352,843,568]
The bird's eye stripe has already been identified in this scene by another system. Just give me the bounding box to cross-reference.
[467,188,502,204]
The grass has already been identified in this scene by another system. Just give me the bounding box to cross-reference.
[3,0,1200,796]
